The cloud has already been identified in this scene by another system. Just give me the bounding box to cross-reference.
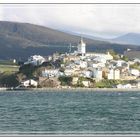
[1,4,140,38]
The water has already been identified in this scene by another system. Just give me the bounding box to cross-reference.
[0,90,140,135]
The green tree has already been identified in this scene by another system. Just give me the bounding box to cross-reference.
[58,76,72,86]
[107,49,120,60]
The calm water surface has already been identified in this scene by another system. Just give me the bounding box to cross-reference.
[0,90,140,135]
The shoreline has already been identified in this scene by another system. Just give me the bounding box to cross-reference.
[31,87,140,92]
[1,87,140,92]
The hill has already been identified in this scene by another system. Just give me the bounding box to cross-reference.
[0,21,139,60]
[111,33,140,45]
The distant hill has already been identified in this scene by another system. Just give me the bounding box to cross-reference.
[111,33,140,45]
[0,21,139,60]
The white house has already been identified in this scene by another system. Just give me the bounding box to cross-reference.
[64,68,74,76]
[88,62,98,68]
[42,69,59,78]
[79,61,87,68]
[130,69,140,77]
[81,70,93,78]
[82,81,90,87]
[137,82,140,88]
[116,60,126,67]
[114,69,120,80]
[88,62,105,68]
[107,68,120,80]
[93,57,107,64]
[93,68,103,80]
[72,77,79,85]
[108,69,114,79]
[24,55,46,66]
[86,52,113,61]
[21,79,38,87]
[117,84,132,89]
[133,58,140,63]
[116,60,129,70]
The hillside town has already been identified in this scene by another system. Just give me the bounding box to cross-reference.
[9,37,139,90]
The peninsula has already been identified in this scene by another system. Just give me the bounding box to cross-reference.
[0,37,140,90]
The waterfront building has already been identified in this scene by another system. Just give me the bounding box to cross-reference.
[72,77,79,85]
[117,84,132,89]
[82,81,90,87]
[21,79,38,87]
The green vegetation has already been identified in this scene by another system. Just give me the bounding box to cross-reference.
[130,62,140,71]
[0,60,19,87]
[19,64,38,78]
[107,49,120,60]
[0,60,19,73]
[121,56,129,62]
[0,72,19,87]
[76,77,94,87]
[58,76,72,86]
[95,79,128,88]
[0,60,17,65]
[0,65,19,73]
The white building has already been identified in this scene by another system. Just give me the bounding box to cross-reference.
[133,58,140,63]
[93,68,103,80]
[130,69,140,77]
[77,37,86,55]
[21,79,38,87]
[24,55,46,66]
[117,84,132,89]
[108,69,114,79]
[81,70,93,78]
[88,62,105,68]
[116,60,129,70]
[137,82,140,88]
[82,81,90,87]
[42,69,59,78]
[108,68,120,80]
[86,52,113,61]
[79,61,87,68]
[93,57,107,64]
[114,69,120,80]
[64,68,74,76]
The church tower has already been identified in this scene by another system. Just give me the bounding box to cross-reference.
[77,37,86,55]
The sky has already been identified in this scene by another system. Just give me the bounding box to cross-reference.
[0,4,140,38]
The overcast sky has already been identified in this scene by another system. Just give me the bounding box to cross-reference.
[0,4,140,38]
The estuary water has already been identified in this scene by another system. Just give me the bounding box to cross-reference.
[0,90,140,135]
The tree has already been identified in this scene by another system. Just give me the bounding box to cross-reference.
[107,49,120,60]
[58,76,72,86]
